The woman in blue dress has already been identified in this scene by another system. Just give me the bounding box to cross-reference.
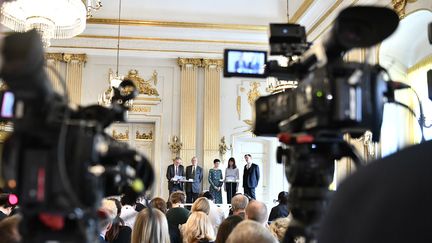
[208,159,223,204]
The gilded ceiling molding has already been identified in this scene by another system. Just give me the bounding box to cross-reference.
[51,45,222,55]
[45,53,87,64]
[289,0,316,23]
[177,58,203,69]
[87,18,268,32]
[78,34,267,46]
[202,59,223,70]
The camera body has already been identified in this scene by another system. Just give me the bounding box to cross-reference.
[0,30,154,242]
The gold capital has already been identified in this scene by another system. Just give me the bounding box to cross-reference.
[202,59,223,71]
[177,58,203,69]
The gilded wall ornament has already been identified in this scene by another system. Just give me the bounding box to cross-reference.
[130,106,151,113]
[168,135,183,158]
[45,53,87,64]
[391,0,416,18]
[125,69,159,96]
[112,129,129,140]
[177,58,203,69]
[247,82,261,106]
[136,130,153,140]
[202,59,223,70]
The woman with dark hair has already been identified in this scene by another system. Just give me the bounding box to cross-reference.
[208,159,223,204]
[224,157,239,204]
[105,198,132,243]
[150,197,167,214]
[268,191,289,222]
[215,215,243,243]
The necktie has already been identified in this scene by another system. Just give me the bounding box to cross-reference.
[192,166,195,176]
[175,166,178,176]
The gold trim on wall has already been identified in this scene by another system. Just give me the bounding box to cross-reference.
[177,58,203,68]
[307,0,344,36]
[45,53,87,64]
[202,59,223,70]
[78,34,267,46]
[87,18,268,32]
[50,45,222,55]
[130,106,152,113]
[407,54,432,74]
[290,0,316,23]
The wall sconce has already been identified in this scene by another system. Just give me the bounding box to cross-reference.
[168,135,183,159]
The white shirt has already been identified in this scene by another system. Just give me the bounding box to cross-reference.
[208,200,225,234]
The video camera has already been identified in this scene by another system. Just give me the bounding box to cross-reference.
[224,6,399,243]
[0,30,154,242]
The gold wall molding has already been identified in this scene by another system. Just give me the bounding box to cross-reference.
[407,54,432,74]
[45,53,87,64]
[290,0,316,23]
[202,59,223,70]
[391,0,418,18]
[51,45,222,55]
[136,130,153,140]
[78,34,267,46]
[130,106,152,113]
[87,18,268,32]
[247,82,261,106]
[112,129,129,140]
[125,69,159,96]
[178,58,203,69]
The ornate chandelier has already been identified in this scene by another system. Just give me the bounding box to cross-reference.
[0,0,97,47]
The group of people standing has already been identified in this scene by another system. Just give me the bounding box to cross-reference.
[166,154,260,204]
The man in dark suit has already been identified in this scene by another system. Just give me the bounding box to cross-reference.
[243,154,260,200]
[185,156,203,203]
[166,157,185,195]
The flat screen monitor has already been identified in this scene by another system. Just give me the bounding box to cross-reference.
[224,49,267,78]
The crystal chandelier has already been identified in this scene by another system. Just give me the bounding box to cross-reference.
[0,0,89,47]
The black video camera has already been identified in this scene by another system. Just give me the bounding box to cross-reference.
[0,30,154,242]
[224,6,400,243]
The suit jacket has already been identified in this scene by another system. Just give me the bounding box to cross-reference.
[185,165,203,193]
[166,164,185,190]
[243,163,260,188]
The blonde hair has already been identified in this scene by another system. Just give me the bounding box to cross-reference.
[191,197,210,215]
[131,208,171,243]
[182,212,215,243]
[269,217,291,242]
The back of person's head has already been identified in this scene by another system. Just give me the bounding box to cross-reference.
[226,220,277,243]
[100,199,117,227]
[120,194,136,206]
[105,198,126,241]
[277,191,289,204]
[231,194,249,212]
[245,200,268,224]
[191,197,210,215]
[150,197,167,214]
[182,211,215,243]
[131,208,170,243]
[170,191,186,204]
[269,217,291,242]
[0,215,21,243]
[201,191,214,201]
[215,215,243,243]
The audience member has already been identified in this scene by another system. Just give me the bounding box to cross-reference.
[269,217,291,242]
[119,194,138,228]
[131,208,170,243]
[0,193,14,221]
[106,198,132,243]
[0,214,21,243]
[268,191,289,222]
[230,194,249,219]
[182,211,215,243]
[99,199,118,243]
[226,220,277,243]
[150,197,168,214]
[166,191,190,243]
[215,215,243,243]
[191,197,210,215]
[245,200,268,226]
[202,191,225,234]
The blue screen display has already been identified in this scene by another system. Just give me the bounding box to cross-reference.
[227,50,266,75]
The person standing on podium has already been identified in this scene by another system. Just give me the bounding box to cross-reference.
[224,157,239,204]
[185,156,203,203]
[166,157,185,195]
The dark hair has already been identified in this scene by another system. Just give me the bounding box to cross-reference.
[278,191,289,204]
[170,191,186,204]
[213,159,221,164]
[150,197,167,214]
[215,215,243,243]
[120,194,136,206]
[0,215,21,243]
[105,198,126,242]
[244,154,252,158]
[201,191,214,201]
[228,157,237,169]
